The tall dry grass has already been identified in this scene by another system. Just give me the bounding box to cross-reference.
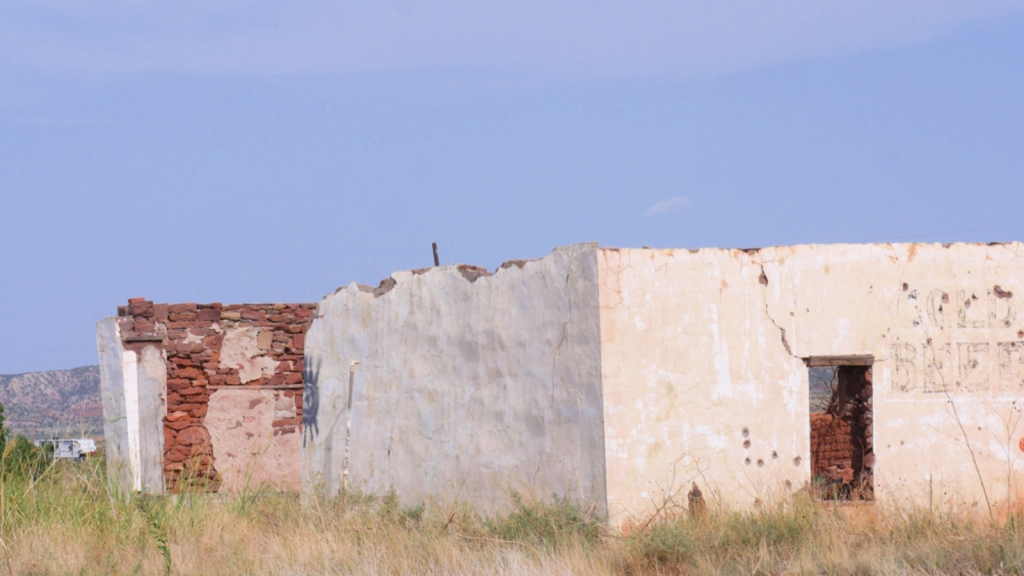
[1,457,1023,575]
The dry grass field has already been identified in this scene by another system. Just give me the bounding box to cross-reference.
[2,457,1023,575]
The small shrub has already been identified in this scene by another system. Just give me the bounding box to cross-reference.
[630,518,697,565]
[378,488,425,528]
[485,491,603,549]
[1,434,51,479]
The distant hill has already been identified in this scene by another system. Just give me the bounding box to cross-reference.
[0,366,102,439]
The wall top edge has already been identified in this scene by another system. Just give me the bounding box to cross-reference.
[323,241,600,302]
[598,240,1023,254]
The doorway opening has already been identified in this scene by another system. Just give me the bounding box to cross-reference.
[807,357,874,501]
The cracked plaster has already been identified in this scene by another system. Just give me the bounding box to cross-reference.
[302,241,1024,528]
[599,243,1024,526]
[303,243,607,516]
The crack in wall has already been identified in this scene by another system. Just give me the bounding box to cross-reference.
[551,269,573,405]
[757,262,797,359]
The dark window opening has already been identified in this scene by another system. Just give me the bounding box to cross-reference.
[808,362,874,501]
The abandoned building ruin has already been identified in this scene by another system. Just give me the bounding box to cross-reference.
[99,241,1024,529]
[97,301,315,494]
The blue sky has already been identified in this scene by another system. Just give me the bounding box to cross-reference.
[1,2,1023,373]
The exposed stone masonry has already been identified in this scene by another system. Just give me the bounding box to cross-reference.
[809,412,854,480]
[809,366,874,499]
[117,298,315,492]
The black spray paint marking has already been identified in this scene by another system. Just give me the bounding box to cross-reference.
[303,359,321,448]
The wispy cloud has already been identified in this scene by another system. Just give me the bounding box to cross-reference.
[644,196,691,216]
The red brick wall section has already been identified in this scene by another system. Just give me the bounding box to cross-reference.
[809,412,855,480]
[117,298,315,492]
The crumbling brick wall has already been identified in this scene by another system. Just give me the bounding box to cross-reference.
[810,412,855,478]
[116,298,315,492]
[809,366,874,498]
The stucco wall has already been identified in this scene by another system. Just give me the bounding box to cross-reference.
[206,388,302,493]
[303,243,607,514]
[97,318,132,494]
[96,318,166,495]
[598,243,1024,525]
[99,299,312,494]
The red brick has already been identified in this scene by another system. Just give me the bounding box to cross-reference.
[269,374,286,386]
[285,372,302,385]
[167,378,191,391]
[275,361,292,373]
[204,334,224,348]
[294,307,312,318]
[191,404,208,418]
[196,308,221,322]
[166,321,202,329]
[168,303,197,314]
[177,427,210,446]
[167,419,192,431]
[241,309,266,322]
[153,303,169,322]
[208,374,226,386]
[129,301,153,317]
[134,319,155,333]
[178,367,201,379]
[225,375,241,385]
[167,410,189,422]
[180,387,205,396]
[170,444,192,457]
[292,334,305,349]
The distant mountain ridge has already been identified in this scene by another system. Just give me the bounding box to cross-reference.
[0,365,102,439]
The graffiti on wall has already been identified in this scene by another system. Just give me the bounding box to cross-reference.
[892,284,1022,393]
[303,359,320,447]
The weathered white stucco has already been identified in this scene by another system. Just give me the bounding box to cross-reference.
[292,241,1024,527]
[97,319,132,495]
[599,243,1024,525]
[303,243,607,514]
[96,318,166,495]
[207,389,301,493]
